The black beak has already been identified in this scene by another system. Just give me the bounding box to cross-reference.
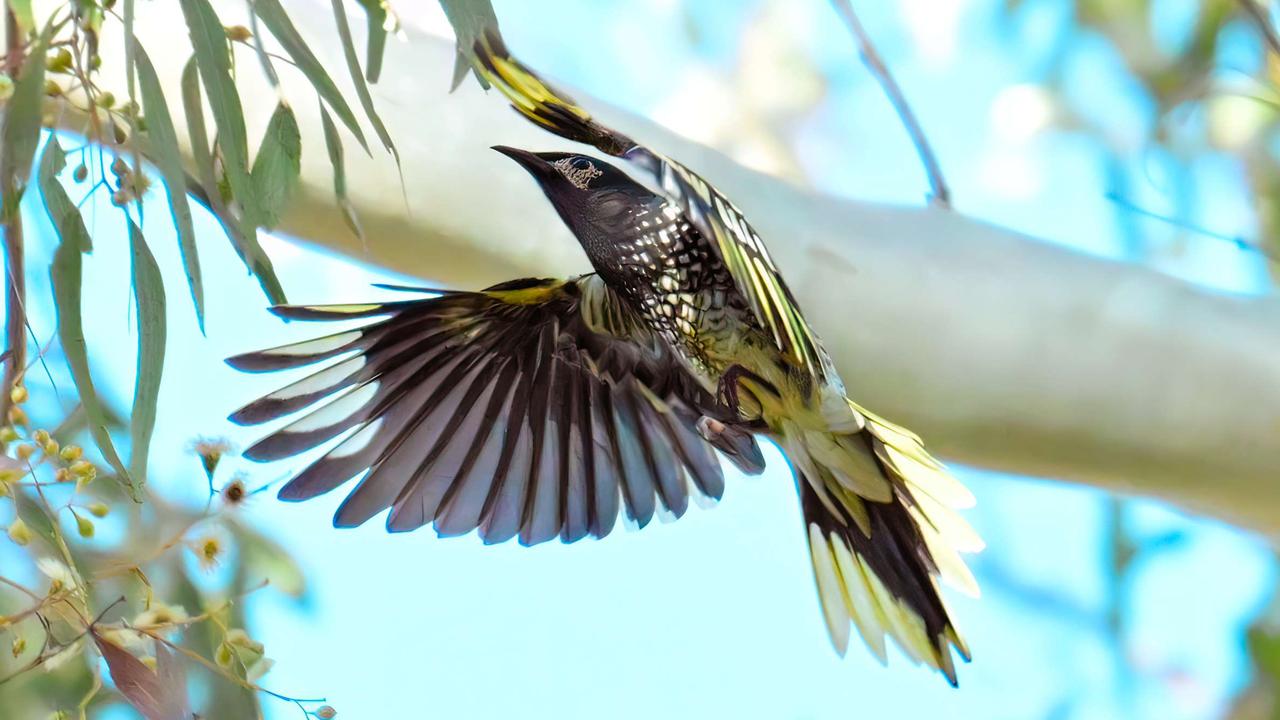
[492,145,551,179]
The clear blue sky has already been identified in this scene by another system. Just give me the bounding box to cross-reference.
[16,1,1276,718]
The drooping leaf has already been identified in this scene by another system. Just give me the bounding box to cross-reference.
[127,220,166,488]
[253,0,370,153]
[232,519,307,598]
[329,0,397,161]
[178,0,259,228]
[177,46,286,306]
[40,141,134,498]
[180,57,216,196]
[250,103,301,230]
[319,104,362,239]
[247,9,281,91]
[137,46,205,329]
[0,18,55,219]
[437,0,500,90]
[357,0,388,83]
[92,631,191,720]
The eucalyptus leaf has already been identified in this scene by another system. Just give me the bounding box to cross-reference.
[357,0,388,83]
[177,48,286,306]
[330,0,398,161]
[180,57,216,196]
[127,221,166,489]
[0,18,54,219]
[137,45,205,329]
[40,141,135,499]
[232,520,307,598]
[253,0,370,154]
[437,0,500,89]
[179,0,259,228]
[319,104,362,240]
[250,103,301,230]
[8,0,34,36]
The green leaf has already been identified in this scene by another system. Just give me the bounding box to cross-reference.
[253,0,370,154]
[437,0,500,90]
[357,0,388,83]
[126,221,166,489]
[0,18,54,219]
[8,0,34,36]
[179,0,259,228]
[232,520,307,598]
[180,57,216,195]
[137,45,205,330]
[40,141,135,499]
[178,55,286,307]
[330,0,397,161]
[250,103,301,230]
[319,104,362,240]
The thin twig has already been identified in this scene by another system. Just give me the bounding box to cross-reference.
[1105,191,1279,264]
[0,7,28,421]
[1238,0,1280,57]
[830,0,951,209]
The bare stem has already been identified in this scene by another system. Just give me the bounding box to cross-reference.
[1239,0,1280,57]
[1,7,27,421]
[830,0,951,209]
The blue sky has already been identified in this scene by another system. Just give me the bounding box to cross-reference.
[8,1,1277,718]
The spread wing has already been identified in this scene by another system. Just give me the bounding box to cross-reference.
[226,276,763,545]
[472,31,829,381]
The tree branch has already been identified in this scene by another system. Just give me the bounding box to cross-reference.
[75,4,1280,538]
[829,0,951,209]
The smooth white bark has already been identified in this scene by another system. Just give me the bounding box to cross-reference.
[109,4,1280,537]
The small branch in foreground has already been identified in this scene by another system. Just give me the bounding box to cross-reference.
[830,0,951,209]
[1238,0,1280,58]
[1,6,28,421]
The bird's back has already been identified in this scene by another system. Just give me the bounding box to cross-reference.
[585,192,761,384]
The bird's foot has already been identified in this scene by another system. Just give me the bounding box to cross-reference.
[715,364,774,426]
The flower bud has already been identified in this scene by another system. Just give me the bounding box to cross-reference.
[7,518,31,546]
[16,444,34,461]
[9,385,27,404]
[7,406,26,426]
[10,636,25,657]
[60,445,82,462]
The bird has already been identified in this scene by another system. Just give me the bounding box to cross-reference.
[226,31,982,686]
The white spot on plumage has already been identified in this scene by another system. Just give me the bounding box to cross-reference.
[330,418,384,458]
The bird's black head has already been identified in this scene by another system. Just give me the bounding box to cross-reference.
[493,146,653,235]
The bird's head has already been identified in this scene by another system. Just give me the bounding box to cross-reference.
[493,146,650,233]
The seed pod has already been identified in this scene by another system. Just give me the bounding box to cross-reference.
[73,164,88,183]
[74,512,94,539]
[316,706,337,719]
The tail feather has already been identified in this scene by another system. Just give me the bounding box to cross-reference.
[789,409,979,686]
[471,30,637,157]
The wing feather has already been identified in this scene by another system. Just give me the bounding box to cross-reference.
[229,278,765,545]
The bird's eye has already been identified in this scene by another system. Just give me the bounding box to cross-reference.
[571,158,592,171]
